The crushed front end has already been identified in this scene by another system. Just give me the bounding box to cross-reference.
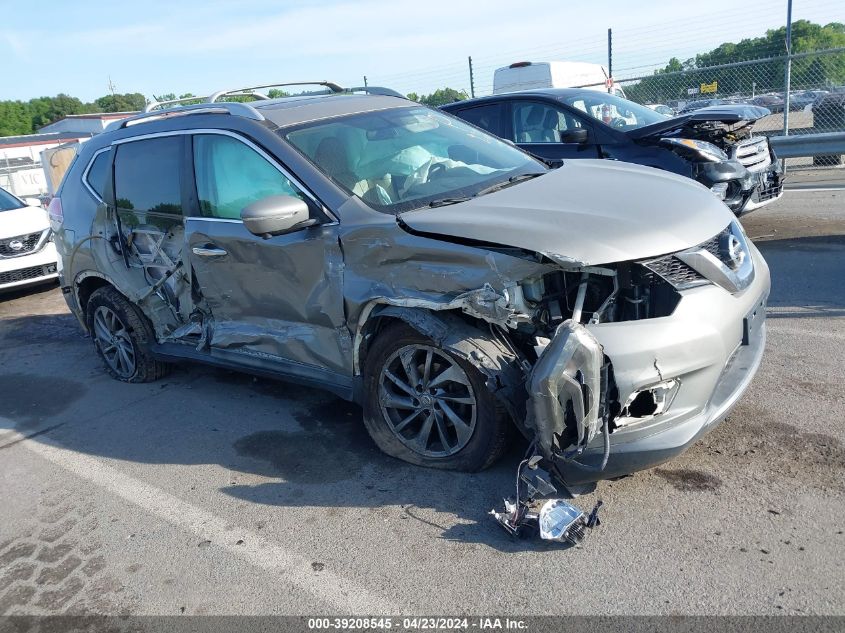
[652,112,785,215]
[510,220,769,490]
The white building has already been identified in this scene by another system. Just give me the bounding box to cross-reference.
[0,112,137,198]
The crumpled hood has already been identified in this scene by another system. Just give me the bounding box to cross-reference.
[398,160,734,267]
[0,206,49,239]
[627,104,771,140]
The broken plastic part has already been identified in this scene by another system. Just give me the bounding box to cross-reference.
[538,499,588,545]
[615,378,680,428]
[491,449,603,545]
[526,319,604,459]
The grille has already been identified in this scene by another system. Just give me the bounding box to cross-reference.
[733,138,772,173]
[0,231,45,257]
[757,180,784,202]
[699,234,721,258]
[641,255,707,288]
[0,263,56,285]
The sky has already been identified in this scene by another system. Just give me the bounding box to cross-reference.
[1,0,841,102]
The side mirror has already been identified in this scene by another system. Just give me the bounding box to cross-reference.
[24,197,42,208]
[560,129,589,144]
[241,195,316,238]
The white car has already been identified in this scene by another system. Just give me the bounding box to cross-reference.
[0,187,59,293]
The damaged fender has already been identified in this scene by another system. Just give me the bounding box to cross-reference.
[367,305,527,422]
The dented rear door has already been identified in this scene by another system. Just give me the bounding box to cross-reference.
[186,132,350,376]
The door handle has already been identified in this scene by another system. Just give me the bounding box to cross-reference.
[192,245,228,257]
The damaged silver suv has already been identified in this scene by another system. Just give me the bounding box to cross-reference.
[51,82,769,490]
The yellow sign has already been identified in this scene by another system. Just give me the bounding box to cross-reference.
[701,81,718,94]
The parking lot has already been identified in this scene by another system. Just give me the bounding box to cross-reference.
[0,184,843,616]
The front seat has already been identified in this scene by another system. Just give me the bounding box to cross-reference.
[517,106,546,143]
[539,109,559,142]
[314,137,356,189]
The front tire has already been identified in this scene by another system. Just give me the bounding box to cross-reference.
[86,286,170,383]
[362,322,511,471]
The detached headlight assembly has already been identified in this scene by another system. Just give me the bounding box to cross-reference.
[662,137,728,162]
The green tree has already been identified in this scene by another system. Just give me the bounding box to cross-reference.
[407,87,468,106]
[624,20,845,103]
[0,101,33,136]
[29,94,95,129]
[95,92,147,112]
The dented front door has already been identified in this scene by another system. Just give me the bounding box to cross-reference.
[186,132,350,376]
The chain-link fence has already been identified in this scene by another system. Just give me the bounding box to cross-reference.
[611,47,845,167]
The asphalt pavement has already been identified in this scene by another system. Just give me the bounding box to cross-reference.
[0,187,843,617]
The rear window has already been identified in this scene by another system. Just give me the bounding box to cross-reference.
[114,137,182,215]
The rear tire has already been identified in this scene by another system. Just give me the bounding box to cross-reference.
[362,322,511,471]
[86,286,170,383]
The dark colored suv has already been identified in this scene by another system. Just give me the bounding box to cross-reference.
[442,88,784,215]
[49,83,769,492]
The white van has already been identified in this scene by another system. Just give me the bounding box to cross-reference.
[493,61,626,98]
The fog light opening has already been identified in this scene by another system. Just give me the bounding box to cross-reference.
[616,379,680,427]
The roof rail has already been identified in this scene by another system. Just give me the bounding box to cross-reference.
[145,96,207,113]
[104,102,265,133]
[343,86,406,98]
[208,81,344,103]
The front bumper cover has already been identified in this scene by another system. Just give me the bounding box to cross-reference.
[527,245,770,486]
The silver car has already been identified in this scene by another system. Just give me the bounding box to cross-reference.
[50,84,769,491]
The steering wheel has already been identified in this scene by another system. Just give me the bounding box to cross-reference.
[610,117,628,129]
[427,162,448,182]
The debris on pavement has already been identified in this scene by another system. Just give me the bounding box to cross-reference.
[490,450,603,546]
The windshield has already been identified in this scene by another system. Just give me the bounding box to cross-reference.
[562,92,669,131]
[283,106,545,213]
[0,187,23,212]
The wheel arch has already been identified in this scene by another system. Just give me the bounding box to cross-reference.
[75,271,122,331]
[355,302,528,426]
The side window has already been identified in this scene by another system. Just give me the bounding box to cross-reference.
[85,151,110,200]
[192,134,305,220]
[114,137,183,215]
[512,102,587,144]
[457,104,502,135]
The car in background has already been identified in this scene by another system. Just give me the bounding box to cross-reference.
[812,88,845,129]
[646,103,675,116]
[751,94,784,113]
[677,99,730,114]
[442,88,783,215]
[789,90,828,111]
[0,186,58,293]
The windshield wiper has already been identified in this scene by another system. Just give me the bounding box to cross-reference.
[427,196,472,208]
[417,172,545,210]
[474,172,545,198]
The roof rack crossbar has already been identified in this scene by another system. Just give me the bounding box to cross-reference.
[107,102,265,132]
[208,81,344,103]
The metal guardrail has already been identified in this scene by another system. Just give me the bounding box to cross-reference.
[770,132,845,159]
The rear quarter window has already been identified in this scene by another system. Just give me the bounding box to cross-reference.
[85,151,110,200]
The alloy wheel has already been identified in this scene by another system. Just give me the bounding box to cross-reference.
[92,306,136,379]
[378,344,477,458]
